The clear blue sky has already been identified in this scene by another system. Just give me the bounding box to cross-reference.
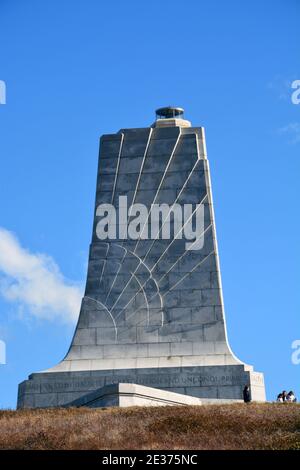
[0,0,299,408]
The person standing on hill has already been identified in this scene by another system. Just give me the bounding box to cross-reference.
[243,385,251,403]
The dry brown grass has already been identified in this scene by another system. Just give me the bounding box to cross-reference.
[0,403,299,450]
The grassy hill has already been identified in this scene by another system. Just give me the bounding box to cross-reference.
[0,403,299,450]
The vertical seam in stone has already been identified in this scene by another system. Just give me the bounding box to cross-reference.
[111,132,124,204]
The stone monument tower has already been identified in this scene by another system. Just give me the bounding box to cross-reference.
[18,107,266,408]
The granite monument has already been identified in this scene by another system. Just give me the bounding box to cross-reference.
[18,107,266,408]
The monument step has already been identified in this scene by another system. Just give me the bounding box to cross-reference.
[64,383,203,408]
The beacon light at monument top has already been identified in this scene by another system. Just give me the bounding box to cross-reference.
[17,107,266,408]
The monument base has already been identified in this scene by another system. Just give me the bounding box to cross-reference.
[17,364,265,408]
